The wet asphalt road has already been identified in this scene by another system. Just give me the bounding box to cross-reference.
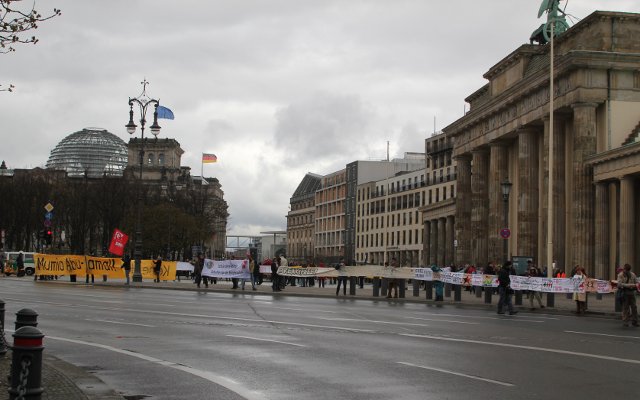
[1,278,639,400]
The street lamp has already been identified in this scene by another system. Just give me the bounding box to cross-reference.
[126,79,162,282]
[501,178,512,264]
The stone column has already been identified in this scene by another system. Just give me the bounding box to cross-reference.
[471,149,489,265]
[517,128,539,259]
[429,219,438,266]
[620,176,635,267]
[571,103,597,273]
[594,182,609,279]
[437,217,446,267]
[445,215,454,265]
[454,155,472,265]
[608,182,618,278]
[488,143,508,264]
[424,220,431,268]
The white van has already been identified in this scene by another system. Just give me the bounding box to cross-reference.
[3,251,36,276]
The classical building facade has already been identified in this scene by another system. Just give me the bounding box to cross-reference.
[420,132,457,267]
[444,11,640,278]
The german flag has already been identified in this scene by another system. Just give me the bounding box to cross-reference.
[202,153,217,163]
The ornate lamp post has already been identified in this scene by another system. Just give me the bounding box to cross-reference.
[501,179,512,264]
[125,79,162,282]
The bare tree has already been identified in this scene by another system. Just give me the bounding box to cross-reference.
[1,0,61,91]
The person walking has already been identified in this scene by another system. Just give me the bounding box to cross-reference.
[121,254,131,285]
[153,256,162,283]
[497,261,518,315]
[616,264,638,327]
[572,266,587,315]
[527,263,545,310]
[194,253,207,288]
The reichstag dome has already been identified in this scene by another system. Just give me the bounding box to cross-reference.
[46,127,128,177]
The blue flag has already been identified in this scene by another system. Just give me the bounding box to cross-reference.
[157,105,175,120]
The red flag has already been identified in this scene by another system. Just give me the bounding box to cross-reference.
[108,228,129,256]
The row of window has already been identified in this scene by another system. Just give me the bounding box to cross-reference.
[356,229,424,248]
[145,153,165,166]
[357,210,421,231]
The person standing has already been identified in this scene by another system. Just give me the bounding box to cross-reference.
[242,255,257,291]
[335,258,347,296]
[194,254,206,288]
[572,266,587,315]
[616,264,638,327]
[431,264,444,301]
[527,263,545,310]
[153,256,162,283]
[121,254,131,285]
[497,261,518,315]
[386,258,399,299]
[253,257,262,286]
[271,257,280,292]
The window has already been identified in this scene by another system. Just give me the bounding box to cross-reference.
[147,153,154,165]
[158,153,165,165]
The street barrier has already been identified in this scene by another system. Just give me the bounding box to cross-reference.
[0,299,6,357]
[15,309,38,331]
[9,326,44,400]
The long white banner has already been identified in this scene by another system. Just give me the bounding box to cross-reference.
[274,265,620,294]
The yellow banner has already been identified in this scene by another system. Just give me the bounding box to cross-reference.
[35,254,176,281]
[35,254,88,276]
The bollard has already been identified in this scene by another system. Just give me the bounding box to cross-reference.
[9,326,44,400]
[15,309,38,331]
[475,285,482,298]
[615,293,622,312]
[349,277,357,295]
[453,285,462,302]
[372,278,380,297]
[546,293,555,308]
[596,293,603,300]
[381,278,389,297]
[412,280,420,297]
[398,280,406,298]
[0,299,6,357]
[425,282,433,300]
[444,283,452,298]
[70,274,76,282]
[484,287,492,304]
[514,291,523,306]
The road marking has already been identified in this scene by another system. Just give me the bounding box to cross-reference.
[225,335,307,347]
[316,317,431,327]
[417,312,559,321]
[85,319,156,328]
[397,362,514,387]
[404,316,479,325]
[399,333,640,365]
[46,335,263,400]
[564,330,640,340]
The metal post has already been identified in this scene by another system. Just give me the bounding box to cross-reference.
[0,299,6,356]
[547,292,555,308]
[381,278,389,297]
[514,291,523,305]
[425,281,433,300]
[484,286,493,304]
[349,277,356,295]
[372,277,380,297]
[9,326,44,400]
[398,280,406,298]
[453,285,462,302]
[412,280,420,297]
[444,283,452,298]
[15,309,38,330]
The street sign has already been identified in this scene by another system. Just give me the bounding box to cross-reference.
[43,219,52,227]
[453,239,458,248]
[500,228,511,239]
[44,203,54,212]
[45,212,53,220]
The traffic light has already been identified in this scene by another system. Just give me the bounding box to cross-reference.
[45,230,52,245]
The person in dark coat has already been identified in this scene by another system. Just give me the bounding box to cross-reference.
[271,258,281,292]
[153,256,162,283]
[497,261,518,315]
[121,254,131,285]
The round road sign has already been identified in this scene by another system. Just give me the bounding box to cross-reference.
[500,228,511,239]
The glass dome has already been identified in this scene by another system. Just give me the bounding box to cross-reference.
[46,127,128,177]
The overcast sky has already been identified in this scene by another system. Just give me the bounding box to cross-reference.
[1,1,638,237]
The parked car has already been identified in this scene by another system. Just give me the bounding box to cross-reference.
[3,251,36,276]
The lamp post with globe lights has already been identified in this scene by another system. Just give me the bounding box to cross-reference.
[125,79,162,282]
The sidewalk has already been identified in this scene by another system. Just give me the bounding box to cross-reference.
[1,276,622,399]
